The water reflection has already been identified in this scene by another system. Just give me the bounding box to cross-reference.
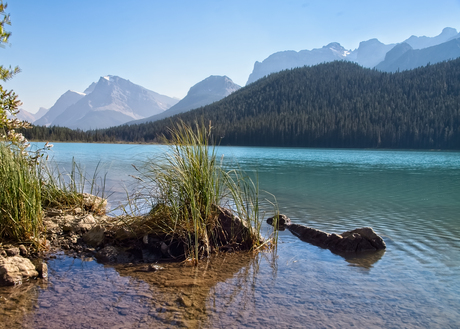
[0,252,263,328]
[0,279,49,328]
[337,249,386,270]
[115,252,259,328]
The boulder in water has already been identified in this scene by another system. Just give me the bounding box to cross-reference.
[267,215,386,253]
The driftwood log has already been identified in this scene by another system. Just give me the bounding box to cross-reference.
[267,215,386,253]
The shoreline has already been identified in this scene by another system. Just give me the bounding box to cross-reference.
[27,140,454,152]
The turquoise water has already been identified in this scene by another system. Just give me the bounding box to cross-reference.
[2,143,459,328]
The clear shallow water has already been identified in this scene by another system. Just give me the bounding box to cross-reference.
[1,144,459,328]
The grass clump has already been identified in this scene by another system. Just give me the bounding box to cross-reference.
[0,142,107,250]
[123,121,273,261]
[39,158,107,214]
[0,143,43,248]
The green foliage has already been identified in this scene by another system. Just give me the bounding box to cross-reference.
[121,122,267,260]
[0,1,20,81]
[0,1,29,151]
[0,143,43,248]
[21,126,109,143]
[0,143,108,248]
[0,2,108,249]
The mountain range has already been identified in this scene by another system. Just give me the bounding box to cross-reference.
[34,90,86,127]
[126,76,240,125]
[20,27,460,131]
[246,27,460,84]
[29,75,239,130]
[10,106,47,123]
[37,76,179,130]
[21,57,460,149]
[375,37,460,72]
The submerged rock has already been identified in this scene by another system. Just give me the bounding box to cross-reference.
[340,227,386,250]
[136,264,164,272]
[95,246,122,263]
[177,295,193,307]
[267,215,386,253]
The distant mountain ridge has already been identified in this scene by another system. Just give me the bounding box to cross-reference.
[247,42,352,85]
[36,76,179,130]
[350,38,395,68]
[34,90,85,127]
[34,107,49,122]
[246,27,460,84]
[375,38,460,72]
[28,27,460,131]
[11,107,48,124]
[11,108,36,123]
[128,75,240,125]
[403,27,459,49]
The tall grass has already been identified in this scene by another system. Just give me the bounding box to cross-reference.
[0,142,107,249]
[39,158,84,210]
[0,143,43,248]
[39,158,107,214]
[39,158,107,212]
[124,121,271,260]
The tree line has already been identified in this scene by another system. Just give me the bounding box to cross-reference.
[22,59,460,149]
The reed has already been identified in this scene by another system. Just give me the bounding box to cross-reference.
[39,158,84,210]
[124,121,270,260]
[0,143,43,248]
[39,158,108,213]
[0,140,108,249]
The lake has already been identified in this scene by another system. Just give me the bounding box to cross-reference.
[1,143,459,328]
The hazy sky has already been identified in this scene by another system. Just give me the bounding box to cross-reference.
[2,0,460,113]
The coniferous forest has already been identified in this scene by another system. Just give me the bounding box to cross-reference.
[23,59,460,149]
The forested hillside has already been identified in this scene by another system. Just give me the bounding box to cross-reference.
[24,59,460,149]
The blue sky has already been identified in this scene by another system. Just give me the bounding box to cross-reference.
[2,0,460,113]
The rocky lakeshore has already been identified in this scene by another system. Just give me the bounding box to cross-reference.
[0,246,48,286]
[0,192,110,287]
[1,194,260,287]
